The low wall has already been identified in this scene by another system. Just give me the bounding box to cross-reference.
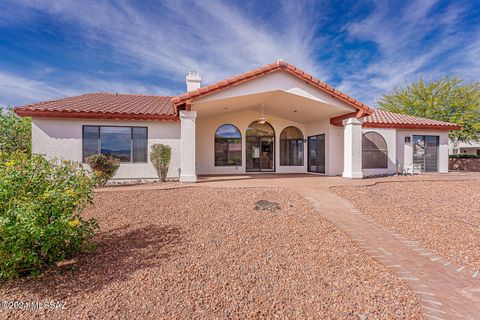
[449,158,480,172]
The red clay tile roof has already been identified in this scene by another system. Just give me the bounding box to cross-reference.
[172,60,372,115]
[14,93,178,121]
[362,110,461,130]
[13,62,459,132]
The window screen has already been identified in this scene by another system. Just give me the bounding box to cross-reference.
[362,132,388,169]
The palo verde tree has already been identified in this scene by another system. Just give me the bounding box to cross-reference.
[377,77,480,144]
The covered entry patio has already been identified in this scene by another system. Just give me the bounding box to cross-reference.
[173,62,370,182]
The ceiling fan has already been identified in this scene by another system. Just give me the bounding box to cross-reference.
[258,104,266,124]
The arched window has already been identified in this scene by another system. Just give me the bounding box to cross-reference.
[280,126,304,166]
[215,124,242,166]
[362,132,388,169]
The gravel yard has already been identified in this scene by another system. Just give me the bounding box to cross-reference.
[1,187,420,319]
[334,179,480,270]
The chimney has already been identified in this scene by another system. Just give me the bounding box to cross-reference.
[186,71,201,92]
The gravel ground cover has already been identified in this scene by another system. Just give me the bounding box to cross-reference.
[334,180,480,269]
[1,187,420,319]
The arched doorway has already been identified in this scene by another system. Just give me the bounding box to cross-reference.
[246,121,275,172]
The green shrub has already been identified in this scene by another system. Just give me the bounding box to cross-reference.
[449,154,480,158]
[86,154,120,187]
[0,153,98,280]
[150,144,171,182]
[0,108,31,156]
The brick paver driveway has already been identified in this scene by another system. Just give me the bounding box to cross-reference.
[195,173,480,320]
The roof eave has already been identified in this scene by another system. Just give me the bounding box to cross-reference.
[363,122,461,130]
[14,109,179,121]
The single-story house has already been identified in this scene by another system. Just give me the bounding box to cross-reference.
[14,60,461,182]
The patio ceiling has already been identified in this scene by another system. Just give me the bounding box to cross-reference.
[192,90,355,123]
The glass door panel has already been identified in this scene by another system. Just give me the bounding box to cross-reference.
[413,135,439,172]
[425,136,439,172]
[412,135,425,171]
[246,136,275,172]
[308,134,325,173]
[246,137,261,171]
[259,137,274,171]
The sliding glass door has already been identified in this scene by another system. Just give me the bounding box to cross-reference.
[308,134,325,173]
[413,135,439,172]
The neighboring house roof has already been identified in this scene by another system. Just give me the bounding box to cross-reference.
[14,93,177,121]
[363,110,461,130]
[172,60,372,115]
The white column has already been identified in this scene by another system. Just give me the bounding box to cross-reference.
[180,110,197,183]
[342,117,363,179]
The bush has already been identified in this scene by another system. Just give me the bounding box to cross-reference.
[150,144,171,182]
[0,153,98,280]
[0,107,31,155]
[86,154,120,187]
[449,154,480,158]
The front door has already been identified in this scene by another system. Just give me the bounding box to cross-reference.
[246,121,275,172]
[246,136,274,172]
[308,134,325,173]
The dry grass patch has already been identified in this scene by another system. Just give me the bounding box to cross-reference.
[1,187,420,319]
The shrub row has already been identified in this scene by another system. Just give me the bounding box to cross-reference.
[449,154,480,158]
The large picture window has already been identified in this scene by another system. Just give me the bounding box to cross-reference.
[215,124,242,166]
[280,126,304,166]
[362,131,388,169]
[83,126,147,163]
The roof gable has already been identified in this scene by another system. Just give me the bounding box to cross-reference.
[172,60,372,115]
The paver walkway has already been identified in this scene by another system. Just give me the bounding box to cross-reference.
[100,173,480,319]
[302,189,480,320]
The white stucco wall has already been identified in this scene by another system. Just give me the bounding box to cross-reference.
[396,129,449,173]
[361,128,397,176]
[32,117,181,180]
[195,110,309,175]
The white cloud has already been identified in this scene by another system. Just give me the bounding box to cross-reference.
[0,70,177,107]
[1,0,478,107]
[338,0,479,106]
[8,0,325,83]
[0,71,78,107]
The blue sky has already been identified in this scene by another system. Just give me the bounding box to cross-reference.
[0,0,479,107]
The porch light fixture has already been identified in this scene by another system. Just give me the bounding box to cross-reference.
[258,104,267,124]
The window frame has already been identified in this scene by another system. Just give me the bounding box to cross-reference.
[214,123,242,167]
[362,131,388,169]
[82,125,148,164]
[279,126,304,166]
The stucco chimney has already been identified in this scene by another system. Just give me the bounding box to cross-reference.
[186,71,201,92]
